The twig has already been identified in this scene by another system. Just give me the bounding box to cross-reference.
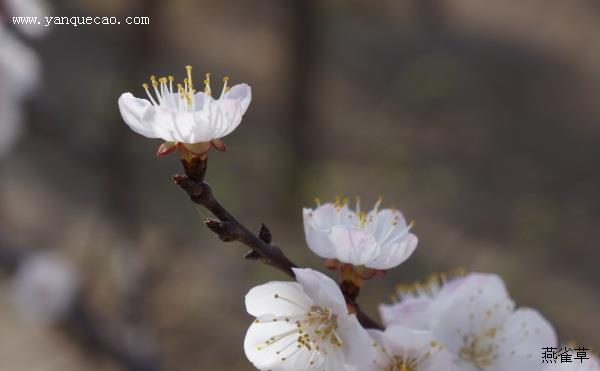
[173,157,383,330]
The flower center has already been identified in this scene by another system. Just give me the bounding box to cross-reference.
[254,295,343,366]
[386,356,418,371]
[140,65,230,112]
[458,330,499,369]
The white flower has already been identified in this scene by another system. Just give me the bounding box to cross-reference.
[244,268,373,370]
[303,198,418,270]
[0,24,41,156]
[369,325,457,371]
[430,273,557,371]
[118,65,251,157]
[11,253,79,325]
[544,352,600,371]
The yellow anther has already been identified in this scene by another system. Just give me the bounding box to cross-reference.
[185,65,193,88]
[223,76,229,82]
[314,197,321,206]
[168,75,174,81]
[142,83,149,89]
[159,77,167,83]
[150,75,156,81]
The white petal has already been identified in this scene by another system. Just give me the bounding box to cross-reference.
[326,226,380,266]
[366,233,418,270]
[494,308,557,371]
[244,319,312,370]
[431,273,515,354]
[292,268,347,315]
[195,84,252,141]
[117,93,158,138]
[337,315,374,370]
[303,208,337,260]
[378,296,433,329]
[245,281,311,317]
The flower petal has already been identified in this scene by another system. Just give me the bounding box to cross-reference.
[431,273,515,354]
[245,281,311,318]
[495,308,557,371]
[303,207,338,260]
[292,268,347,315]
[326,226,380,267]
[378,296,433,329]
[336,315,374,370]
[366,233,418,270]
[244,319,312,370]
[118,93,158,138]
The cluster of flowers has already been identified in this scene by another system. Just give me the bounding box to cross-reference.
[244,199,596,371]
[118,67,598,371]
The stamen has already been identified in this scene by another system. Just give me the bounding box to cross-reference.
[204,73,212,96]
[221,76,229,98]
[142,83,158,106]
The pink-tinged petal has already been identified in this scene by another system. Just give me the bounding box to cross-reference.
[245,281,311,317]
[327,226,379,266]
[222,83,252,115]
[378,296,434,329]
[431,273,515,354]
[292,268,347,315]
[495,308,557,371]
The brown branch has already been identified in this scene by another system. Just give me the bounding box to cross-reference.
[173,157,383,330]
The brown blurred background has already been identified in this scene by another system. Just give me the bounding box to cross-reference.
[1,0,599,370]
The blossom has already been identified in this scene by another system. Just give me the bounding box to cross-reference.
[0,24,41,157]
[10,253,79,325]
[369,325,456,371]
[303,197,418,270]
[378,270,464,330]
[118,65,251,158]
[543,351,600,371]
[429,273,557,371]
[243,268,373,370]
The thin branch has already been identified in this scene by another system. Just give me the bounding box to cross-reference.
[173,157,383,330]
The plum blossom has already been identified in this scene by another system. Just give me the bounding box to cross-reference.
[243,268,373,370]
[543,351,600,371]
[118,65,251,158]
[11,253,79,325]
[368,325,457,371]
[429,273,557,371]
[303,197,418,271]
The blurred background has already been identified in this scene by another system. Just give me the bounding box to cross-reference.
[1,0,599,370]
